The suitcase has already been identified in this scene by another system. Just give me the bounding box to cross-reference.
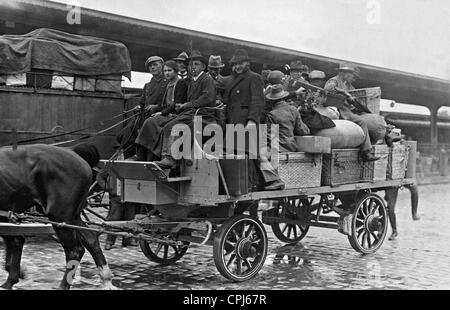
[219,155,248,196]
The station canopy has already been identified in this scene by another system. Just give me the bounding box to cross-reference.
[0,28,131,78]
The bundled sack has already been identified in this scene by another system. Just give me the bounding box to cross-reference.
[313,120,365,149]
[357,113,387,144]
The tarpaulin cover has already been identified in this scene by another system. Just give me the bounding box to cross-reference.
[0,28,131,78]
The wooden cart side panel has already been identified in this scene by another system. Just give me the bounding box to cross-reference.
[179,159,219,205]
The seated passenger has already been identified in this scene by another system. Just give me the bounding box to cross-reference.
[135,60,188,161]
[324,63,380,162]
[153,50,217,169]
[265,84,310,152]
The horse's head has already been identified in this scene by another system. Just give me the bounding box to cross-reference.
[72,143,100,168]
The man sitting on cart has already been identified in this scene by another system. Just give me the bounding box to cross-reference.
[152,51,218,169]
[324,62,380,162]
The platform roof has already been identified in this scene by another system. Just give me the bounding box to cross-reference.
[1,0,449,108]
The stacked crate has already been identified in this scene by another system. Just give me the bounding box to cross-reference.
[278,152,323,189]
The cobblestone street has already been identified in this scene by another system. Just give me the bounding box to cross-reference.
[1,183,450,290]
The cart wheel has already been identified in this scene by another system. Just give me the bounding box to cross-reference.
[271,198,310,244]
[347,193,388,254]
[140,237,189,265]
[213,215,268,282]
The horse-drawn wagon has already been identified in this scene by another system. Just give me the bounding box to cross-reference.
[99,137,417,282]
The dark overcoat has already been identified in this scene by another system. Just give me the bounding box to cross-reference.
[223,69,265,125]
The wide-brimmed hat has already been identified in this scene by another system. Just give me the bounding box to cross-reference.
[145,56,164,69]
[337,62,358,73]
[309,70,326,80]
[188,50,208,66]
[230,49,251,65]
[173,51,189,62]
[265,84,290,101]
[208,55,225,68]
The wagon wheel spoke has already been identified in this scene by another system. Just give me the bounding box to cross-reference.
[281,223,289,234]
[236,257,243,275]
[366,233,372,248]
[226,253,236,267]
[163,245,169,259]
[154,243,163,256]
[292,225,298,239]
[243,258,252,270]
[370,231,380,243]
[287,225,293,238]
[245,223,255,238]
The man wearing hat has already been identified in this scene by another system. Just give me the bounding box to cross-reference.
[141,55,168,114]
[173,51,190,80]
[265,84,310,152]
[324,62,380,162]
[207,55,226,102]
[153,50,217,169]
[283,60,310,107]
[223,49,283,191]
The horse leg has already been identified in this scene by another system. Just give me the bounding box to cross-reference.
[52,227,85,290]
[385,188,399,240]
[1,235,25,289]
[75,221,116,290]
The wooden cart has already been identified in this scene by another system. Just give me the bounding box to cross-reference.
[102,140,416,282]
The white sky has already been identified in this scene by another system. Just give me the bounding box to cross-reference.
[54,0,450,80]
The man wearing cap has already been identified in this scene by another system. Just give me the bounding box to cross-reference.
[173,51,190,80]
[141,56,168,114]
[223,49,284,191]
[153,50,217,169]
[324,62,379,161]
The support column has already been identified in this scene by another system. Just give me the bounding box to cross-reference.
[430,106,439,146]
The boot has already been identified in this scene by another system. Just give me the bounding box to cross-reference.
[361,150,381,162]
[264,180,285,191]
[388,231,398,241]
[136,145,147,161]
[154,156,177,169]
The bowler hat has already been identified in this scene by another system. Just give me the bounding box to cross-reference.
[230,49,251,65]
[145,56,164,70]
[173,51,189,62]
[267,70,285,84]
[265,84,290,101]
[188,50,208,66]
[337,62,358,73]
[309,70,326,80]
[208,55,225,68]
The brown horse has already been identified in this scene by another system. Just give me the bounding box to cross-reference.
[0,143,115,290]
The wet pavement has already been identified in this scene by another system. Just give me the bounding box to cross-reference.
[1,183,450,290]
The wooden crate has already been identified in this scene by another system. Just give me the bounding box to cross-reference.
[362,144,389,181]
[295,136,331,154]
[348,87,381,114]
[278,152,322,189]
[387,143,409,179]
[322,149,368,186]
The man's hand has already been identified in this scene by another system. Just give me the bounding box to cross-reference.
[151,112,162,117]
[175,103,185,113]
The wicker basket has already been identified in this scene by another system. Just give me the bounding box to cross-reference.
[362,145,389,181]
[348,87,381,114]
[322,149,368,186]
[278,152,322,189]
[387,143,409,179]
